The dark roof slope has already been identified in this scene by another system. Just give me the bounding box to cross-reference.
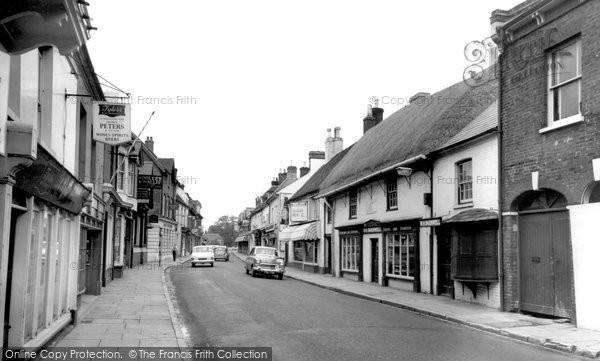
[318,78,497,196]
[159,158,175,172]
[289,145,354,202]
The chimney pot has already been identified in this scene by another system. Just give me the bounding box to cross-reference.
[145,136,155,152]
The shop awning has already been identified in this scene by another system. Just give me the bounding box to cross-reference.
[279,222,318,242]
[235,235,247,243]
[443,208,498,223]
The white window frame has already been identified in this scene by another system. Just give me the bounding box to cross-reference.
[127,161,135,196]
[341,236,358,272]
[386,233,415,280]
[348,190,357,219]
[543,38,583,133]
[386,178,398,210]
[457,159,473,204]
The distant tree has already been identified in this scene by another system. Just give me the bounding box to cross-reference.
[208,215,239,247]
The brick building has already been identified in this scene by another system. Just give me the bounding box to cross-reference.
[494,0,600,329]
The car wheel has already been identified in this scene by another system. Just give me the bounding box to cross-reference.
[210,263,214,267]
[277,274,283,280]
[245,266,249,274]
[191,263,195,268]
[251,266,257,277]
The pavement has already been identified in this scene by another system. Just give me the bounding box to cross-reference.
[231,252,600,359]
[48,256,190,349]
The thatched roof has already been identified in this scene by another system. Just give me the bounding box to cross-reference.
[317,78,498,197]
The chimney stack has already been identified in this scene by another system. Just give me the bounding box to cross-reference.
[363,104,378,134]
[278,169,287,183]
[325,128,343,162]
[300,162,310,177]
[287,165,298,181]
[271,178,279,186]
[145,136,154,153]
[308,151,325,170]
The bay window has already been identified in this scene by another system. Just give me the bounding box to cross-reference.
[451,223,498,281]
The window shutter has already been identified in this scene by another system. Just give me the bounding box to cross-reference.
[474,227,498,280]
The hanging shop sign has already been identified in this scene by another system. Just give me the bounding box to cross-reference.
[92,102,131,145]
[420,217,442,227]
[137,174,163,189]
[290,201,308,222]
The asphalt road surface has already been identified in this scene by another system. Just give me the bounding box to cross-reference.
[169,257,583,361]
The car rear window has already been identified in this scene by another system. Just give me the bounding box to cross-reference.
[193,246,212,252]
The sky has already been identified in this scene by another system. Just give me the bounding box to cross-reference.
[86,0,523,228]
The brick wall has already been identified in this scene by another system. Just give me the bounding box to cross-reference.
[500,0,600,311]
[501,1,600,208]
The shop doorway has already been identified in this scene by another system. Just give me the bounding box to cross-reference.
[371,238,379,283]
[436,227,453,296]
[3,208,20,350]
[517,189,574,318]
[325,236,332,274]
[78,229,89,295]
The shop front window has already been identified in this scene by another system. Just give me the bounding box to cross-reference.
[114,215,123,266]
[37,211,53,330]
[293,241,305,262]
[341,236,359,271]
[293,241,317,264]
[386,233,415,279]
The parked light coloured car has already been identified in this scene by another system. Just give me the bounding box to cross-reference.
[244,246,285,279]
[213,246,229,261]
[191,245,214,267]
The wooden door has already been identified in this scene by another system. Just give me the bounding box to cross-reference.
[371,238,379,283]
[519,211,574,317]
[437,227,453,296]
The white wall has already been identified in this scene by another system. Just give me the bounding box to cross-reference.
[433,136,498,217]
[432,135,500,307]
[50,48,78,172]
[568,203,600,331]
[333,171,430,227]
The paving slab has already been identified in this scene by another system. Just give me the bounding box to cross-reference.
[46,257,190,349]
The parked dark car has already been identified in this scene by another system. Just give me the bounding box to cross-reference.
[214,246,229,261]
[244,246,285,280]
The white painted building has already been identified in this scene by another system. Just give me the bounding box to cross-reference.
[0,0,96,349]
[314,82,499,306]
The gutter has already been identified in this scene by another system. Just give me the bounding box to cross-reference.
[317,154,428,198]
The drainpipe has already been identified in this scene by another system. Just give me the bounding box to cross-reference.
[497,50,505,312]
[429,161,435,295]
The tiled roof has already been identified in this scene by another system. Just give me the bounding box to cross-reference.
[443,208,498,223]
[158,158,175,172]
[439,101,498,150]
